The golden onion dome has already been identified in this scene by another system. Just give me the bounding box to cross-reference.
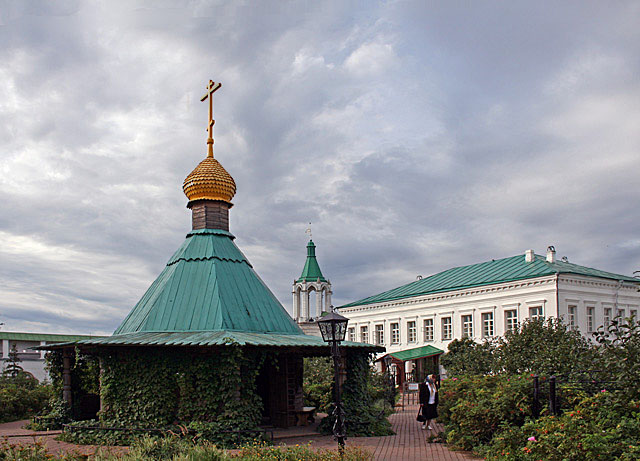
[183,155,236,204]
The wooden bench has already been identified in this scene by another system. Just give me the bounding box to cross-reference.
[294,406,316,426]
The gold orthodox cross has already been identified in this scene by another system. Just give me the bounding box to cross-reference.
[201,80,221,157]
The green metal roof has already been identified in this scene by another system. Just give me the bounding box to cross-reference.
[0,332,104,342]
[114,229,303,336]
[387,345,444,362]
[38,330,383,351]
[341,253,640,308]
[296,240,327,283]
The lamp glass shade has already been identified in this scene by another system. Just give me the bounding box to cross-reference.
[317,311,349,342]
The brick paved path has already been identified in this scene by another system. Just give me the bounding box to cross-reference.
[1,406,480,460]
[275,403,480,461]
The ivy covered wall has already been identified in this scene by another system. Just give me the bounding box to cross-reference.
[96,344,263,430]
[320,351,394,437]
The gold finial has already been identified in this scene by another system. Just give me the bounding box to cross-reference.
[305,222,312,239]
[200,80,222,158]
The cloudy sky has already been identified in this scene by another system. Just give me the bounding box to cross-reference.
[1,1,639,335]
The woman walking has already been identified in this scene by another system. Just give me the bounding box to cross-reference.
[418,374,439,430]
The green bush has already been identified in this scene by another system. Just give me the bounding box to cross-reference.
[441,337,495,376]
[439,317,640,459]
[479,392,640,460]
[319,353,393,437]
[0,373,52,423]
[303,357,333,412]
[439,374,533,451]
[441,318,596,378]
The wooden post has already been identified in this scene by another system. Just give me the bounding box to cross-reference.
[62,348,73,407]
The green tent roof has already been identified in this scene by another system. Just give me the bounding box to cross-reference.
[114,229,303,336]
[0,332,104,342]
[383,345,444,362]
[341,253,640,308]
[41,330,382,350]
[296,240,326,283]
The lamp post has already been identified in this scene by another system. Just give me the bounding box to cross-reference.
[317,307,349,454]
[383,355,395,410]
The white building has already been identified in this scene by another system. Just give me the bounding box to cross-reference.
[0,332,103,382]
[339,247,640,358]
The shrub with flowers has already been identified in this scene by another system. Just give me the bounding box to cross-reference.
[439,316,640,460]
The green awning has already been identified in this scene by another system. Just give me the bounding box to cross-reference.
[381,345,444,362]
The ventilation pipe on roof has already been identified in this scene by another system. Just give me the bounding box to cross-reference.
[546,246,556,263]
[525,249,535,263]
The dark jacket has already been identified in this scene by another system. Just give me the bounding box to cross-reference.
[419,382,439,406]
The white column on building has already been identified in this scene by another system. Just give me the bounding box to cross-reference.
[316,286,323,318]
[39,341,46,359]
[325,289,332,311]
[292,289,299,321]
[1,340,8,359]
[301,287,309,320]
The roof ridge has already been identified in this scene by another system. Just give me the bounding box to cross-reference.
[340,252,638,308]
[167,254,251,267]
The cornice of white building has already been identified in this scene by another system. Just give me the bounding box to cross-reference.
[340,274,558,314]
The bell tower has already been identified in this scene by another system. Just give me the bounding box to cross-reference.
[292,239,332,322]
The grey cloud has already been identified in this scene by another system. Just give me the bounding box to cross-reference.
[0,0,638,333]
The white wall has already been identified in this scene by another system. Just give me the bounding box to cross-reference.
[340,273,640,355]
[340,275,558,354]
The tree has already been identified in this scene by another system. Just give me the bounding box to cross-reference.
[593,315,640,399]
[2,344,24,378]
[441,337,496,376]
[495,318,595,376]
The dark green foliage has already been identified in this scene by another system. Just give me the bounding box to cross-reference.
[27,398,72,430]
[45,349,100,421]
[303,357,333,412]
[0,372,52,423]
[439,374,534,450]
[479,392,640,460]
[440,337,495,376]
[594,315,640,400]
[495,318,595,376]
[2,344,23,377]
[62,343,264,448]
[441,317,640,460]
[441,318,596,377]
[319,352,393,437]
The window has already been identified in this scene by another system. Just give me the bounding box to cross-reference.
[505,310,518,332]
[348,327,356,342]
[482,312,494,337]
[374,324,384,345]
[462,314,473,338]
[529,306,543,320]
[390,323,400,344]
[587,307,594,333]
[423,318,434,342]
[407,321,417,343]
[568,305,577,330]
[616,308,625,319]
[604,308,612,328]
[360,325,369,344]
[441,317,452,340]
[631,309,638,320]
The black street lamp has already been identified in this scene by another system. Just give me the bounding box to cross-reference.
[317,307,349,454]
[383,355,395,410]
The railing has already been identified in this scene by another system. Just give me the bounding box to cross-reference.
[532,371,638,416]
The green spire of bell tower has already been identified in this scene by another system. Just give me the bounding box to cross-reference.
[297,240,327,283]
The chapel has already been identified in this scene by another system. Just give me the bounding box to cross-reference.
[41,81,381,430]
